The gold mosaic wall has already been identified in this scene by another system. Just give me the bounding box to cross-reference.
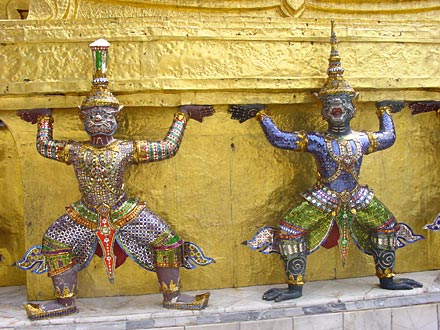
[0,0,439,299]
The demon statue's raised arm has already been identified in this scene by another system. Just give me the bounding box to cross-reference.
[229,22,423,302]
[17,39,214,320]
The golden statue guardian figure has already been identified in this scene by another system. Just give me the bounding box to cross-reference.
[230,23,423,302]
[17,38,215,320]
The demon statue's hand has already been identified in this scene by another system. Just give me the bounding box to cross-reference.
[229,104,266,123]
[16,108,53,124]
[178,105,215,123]
[408,101,440,115]
[380,277,423,290]
[375,100,405,113]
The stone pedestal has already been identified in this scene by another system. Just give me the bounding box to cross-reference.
[1,270,440,329]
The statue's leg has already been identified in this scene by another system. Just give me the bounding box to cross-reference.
[372,232,422,290]
[353,198,422,290]
[118,208,210,310]
[24,241,78,320]
[22,213,97,320]
[156,267,209,310]
[263,237,307,302]
[153,236,209,310]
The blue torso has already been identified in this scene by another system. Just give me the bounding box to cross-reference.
[258,114,395,212]
[309,132,369,193]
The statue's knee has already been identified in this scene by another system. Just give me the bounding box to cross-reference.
[151,231,184,269]
[41,238,76,277]
[277,237,308,257]
[276,237,308,286]
[370,232,397,251]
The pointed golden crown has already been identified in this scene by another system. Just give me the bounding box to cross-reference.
[317,21,356,98]
[81,38,120,109]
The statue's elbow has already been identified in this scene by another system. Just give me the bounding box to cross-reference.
[390,132,397,145]
[35,142,44,156]
[385,133,396,148]
[267,134,284,148]
[167,146,180,159]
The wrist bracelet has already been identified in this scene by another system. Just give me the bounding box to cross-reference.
[255,109,268,121]
[376,106,391,117]
[174,111,188,121]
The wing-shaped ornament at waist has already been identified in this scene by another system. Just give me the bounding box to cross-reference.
[65,198,146,230]
[300,185,374,214]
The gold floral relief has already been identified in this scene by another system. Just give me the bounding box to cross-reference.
[25,0,440,19]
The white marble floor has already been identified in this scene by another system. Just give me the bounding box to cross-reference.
[1,270,440,329]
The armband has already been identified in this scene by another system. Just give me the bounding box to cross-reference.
[365,131,379,154]
[295,131,308,152]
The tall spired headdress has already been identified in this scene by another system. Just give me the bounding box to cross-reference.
[81,38,120,110]
[317,21,356,99]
